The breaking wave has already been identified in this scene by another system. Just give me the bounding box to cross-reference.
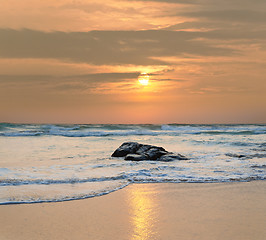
[1,123,265,137]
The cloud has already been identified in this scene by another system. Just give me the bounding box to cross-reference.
[65,72,140,82]
[182,10,266,23]
[0,72,140,86]
[137,0,266,6]
[135,0,195,3]
[0,29,234,65]
[0,0,190,31]
[0,71,145,96]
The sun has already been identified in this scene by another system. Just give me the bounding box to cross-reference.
[138,73,149,86]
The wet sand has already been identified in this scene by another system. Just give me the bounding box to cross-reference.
[0,181,265,240]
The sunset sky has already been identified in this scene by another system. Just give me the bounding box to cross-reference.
[0,0,265,123]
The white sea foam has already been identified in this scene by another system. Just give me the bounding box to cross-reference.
[0,123,265,204]
[1,123,265,137]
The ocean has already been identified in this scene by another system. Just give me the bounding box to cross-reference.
[0,123,265,204]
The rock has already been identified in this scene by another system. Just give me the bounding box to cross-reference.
[136,144,153,155]
[159,154,188,162]
[111,142,188,161]
[145,148,168,160]
[111,142,140,157]
[225,153,246,158]
[125,154,148,161]
[226,153,266,159]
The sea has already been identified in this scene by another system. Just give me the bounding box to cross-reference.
[0,123,265,204]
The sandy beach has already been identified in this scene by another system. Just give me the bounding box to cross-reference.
[0,181,265,240]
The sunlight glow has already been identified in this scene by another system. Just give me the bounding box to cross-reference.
[138,73,149,86]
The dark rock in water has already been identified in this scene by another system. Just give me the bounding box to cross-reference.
[125,154,148,161]
[111,142,187,161]
[145,148,168,160]
[159,154,188,162]
[136,144,153,155]
[226,152,266,160]
[111,142,140,157]
[226,153,246,158]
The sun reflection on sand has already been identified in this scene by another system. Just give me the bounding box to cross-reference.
[128,185,159,240]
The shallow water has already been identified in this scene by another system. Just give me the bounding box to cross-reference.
[0,123,265,204]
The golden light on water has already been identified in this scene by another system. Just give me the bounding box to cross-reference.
[138,73,149,86]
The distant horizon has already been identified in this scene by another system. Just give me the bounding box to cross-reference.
[1,121,265,125]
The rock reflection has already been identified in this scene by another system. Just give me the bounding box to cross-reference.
[128,185,158,240]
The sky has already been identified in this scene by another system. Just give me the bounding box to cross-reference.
[0,0,265,124]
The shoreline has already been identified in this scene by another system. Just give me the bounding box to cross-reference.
[1,180,266,206]
[0,181,266,240]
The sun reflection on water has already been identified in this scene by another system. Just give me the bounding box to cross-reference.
[128,185,158,240]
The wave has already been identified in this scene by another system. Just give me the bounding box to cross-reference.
[0,175,129,186]
[0,181,130,205]
[1,176,265,205]
[2,169,265,187]
[161,124,266,135]
[1,131,43,137]
[0,123,265,137]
